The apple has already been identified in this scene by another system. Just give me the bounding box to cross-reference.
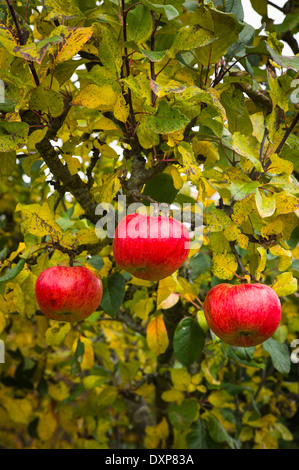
[35,265,103,322]
[112,213,190,281]
[203,283,281,347]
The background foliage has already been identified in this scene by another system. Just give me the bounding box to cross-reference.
[0,0,299,450]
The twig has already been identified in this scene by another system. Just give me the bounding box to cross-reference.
[274,112,299,155]
[150,10,157,107]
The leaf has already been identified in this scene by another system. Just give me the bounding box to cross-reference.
[45,322,71,347]
[186,419,205,449]
[142,172,179,204]
[100,273,126,317]
[255,189,276,218]
[0,121,29,152]
[145,101,190,134]
[230,181,260,201]
[113,93,129,124]
[168,25,216,58]
[29,86,64,118]
[205,209,231,232]
[146,315,169,356]
[75,84,118,110]
[142,49,168,62]
[50,25,94,64]
[211,252,238,280]
[168,398,198,431]
[266,43,299,71]
[141,0,180,20]
[16,202,63,239]
[37,410,58,441]
[231,132,262,171]
[0,151,16,176]
[177,142,201,185]
[71,338,85,374]
[13,36,62,65]
[263,338,291,374]
[127,4,153,43]
[272,272,298,297]
[205,412,239,449]
[0,259,25,285]
[97,24,123,74]
[173,317,206,367]
[86,255,104,272]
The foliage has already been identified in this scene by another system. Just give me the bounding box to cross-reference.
[0,0,299,450]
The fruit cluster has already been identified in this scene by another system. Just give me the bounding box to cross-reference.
[35,214,281,347]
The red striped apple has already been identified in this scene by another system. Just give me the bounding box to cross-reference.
[35,265,103,322]
[112,213,190,281]
[203,283,281,347]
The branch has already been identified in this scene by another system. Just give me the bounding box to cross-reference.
[35,98,100,225]
[5,0,39,86]
[275,112,299,155]
[229,241,258,282]
[150,10,156,107]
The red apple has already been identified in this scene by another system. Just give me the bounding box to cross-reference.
[112,213,190,281]
[35,265,103,322]
[203,283,281,347]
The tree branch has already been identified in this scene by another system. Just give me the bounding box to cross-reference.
[5,0,39,86]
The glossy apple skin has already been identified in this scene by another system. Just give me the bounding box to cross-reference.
[112,213,190,281]
[203,283,281,347]
[35,266,103,322]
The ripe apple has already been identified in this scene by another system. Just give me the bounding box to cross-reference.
[203,283,281,347]
[35,265,103,322]
[112,213,190,281]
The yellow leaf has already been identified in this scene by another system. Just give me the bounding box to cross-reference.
[48,381,69,401]
[75,84,118,111]
[272,272,297,297]
[267,154,293,175]
[51,25,94,64]
[170,368,191,391]
[256,246,267,278]
[4,397,33,424]
[211,252,238,280]
[178,142,201,185]
[223,223,241,241]
[275,194,299,215]
[72,337,94,370]
[205,209,231,232]
[113,93,129,123]
[46,322,71,347]
[146,315,169,356]
[37,410,57,441]
[237,233,249,249]
[0,311,6,334]
[134,297,155,321]
[63,154,81,175]
[161,390,185,403]
[157,276,180,309]
[16,202,63,239]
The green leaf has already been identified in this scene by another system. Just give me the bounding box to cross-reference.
[186,419,205,449]
[0,151,16,176]
[141,0,179,20]
[168,25,216,58]
[142,172,179,204]
[173,317,206,367]
[0,122,29,152]
[230,181,260,200]
[71,338,85,375]
[266,43,299,71]
[169,398,198,431]
[0,259,25,285]
[127,4,153,43]
[145,101,190,134]
[225,345,264,369]
[263,338,291,374]
[141,49,168,62]
[86,255,104,272]
[29,86,64,118]
[231,132,262,171]
[100,273,126,317]
[206,412,240,449]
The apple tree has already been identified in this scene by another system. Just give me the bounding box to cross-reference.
[0,0,299,449]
